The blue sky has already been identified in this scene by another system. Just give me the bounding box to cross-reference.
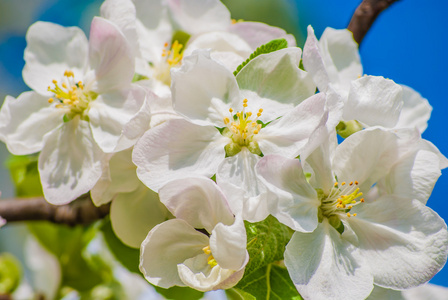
[0,0,447,289]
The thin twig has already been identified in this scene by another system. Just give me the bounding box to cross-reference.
[0,195,110,226]
[347,0,400,45]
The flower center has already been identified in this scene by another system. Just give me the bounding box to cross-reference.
[318,181,365,230]
[202,245,217,268]
[47,70,96,120]
[223,99,263,156]
[154,40,183,86]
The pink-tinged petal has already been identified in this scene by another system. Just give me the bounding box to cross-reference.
[0,92,64,155]
[39,117,105,205]
[111,184,170,248]
[140,219,209,288]
[90,148,140,206]
[171,50,240,127]
[88,85,146,153]
[167,0,231,34]
[210,217,248,271]
[258,92,330,159]
[319,27,362,93]
[256,155,319,232]
[0,216,5,228]
[100,0,139,56]
[217,149,270,222]
[344,76,403,127]
[236,48,316,123]
[133,118,229,192]
[285,221,374,300]
[303,25,330,93]
[395,85,432,132]
[23,22,88,96]
[159,177,234,233]
[349,196,448,290]
[229,21,297,49]
[88,17,134,93]
[333,128,421,193]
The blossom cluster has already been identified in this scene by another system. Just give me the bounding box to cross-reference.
[0,0,447,299]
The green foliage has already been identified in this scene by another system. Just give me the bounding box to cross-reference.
[233,38,288,76]
[232,216,301,299]
[100,217,140,275]
[6,154,42,197]
[154,286,204,300]
[0,253,22,294]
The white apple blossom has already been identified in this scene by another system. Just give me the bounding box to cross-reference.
[0,17,147,204]
[140,177,248,292]
[303,25,405,128]
[256,128,448,300]
[91,148,171,248]
[133,49,340,221]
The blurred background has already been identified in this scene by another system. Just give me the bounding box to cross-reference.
[0,0,447,295]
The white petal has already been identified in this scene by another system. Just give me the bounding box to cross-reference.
[88,17,134,93]
[256,155,319,232]
[402,283,448,300]
[140,219,209,288]
[171,50,240,127]
[305,138,337,193]
[303,25,330,92]
[210,217,248,271]
[395,85,432,132]
[344,76,403,127]
[319,27,362,93]
[159,177,234,233]
[285,221,374,300]
[229,21,297,49]
[349,196,448,289]
[111,184,170,248]
[38,117,105,205]
[167,0,231,35]
[0,92,63,155]
[217,149,270,222]
[133,119,228,192]
[23,21,88,95]
[90,148,140,206]
[236,48,316,122]
[258,92,329,159]
[88,85,146,153]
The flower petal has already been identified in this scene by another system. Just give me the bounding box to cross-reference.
[210,217,248,271]
[167,0,231,35]
[38,117,104,205]
[236,48,316,122]
[88,85,146,153]
[344,76,403,127]
[140,219,209,288]
[256,155,319,232]
[0,92,64,155]
[111,184,170,248]
[171,50,240,127]
[133,118,228,192]
[395,85,431,132]
[23,21,88,95]
[217,149,270,222]
[285,221,374,300]
[349,196,448,289]
[159,177,234,233]
[88,17,134,93]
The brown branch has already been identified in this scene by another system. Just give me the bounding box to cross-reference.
[0,195,110,226]
[347,0,400,45]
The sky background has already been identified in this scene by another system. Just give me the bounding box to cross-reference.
[0,0,447,290]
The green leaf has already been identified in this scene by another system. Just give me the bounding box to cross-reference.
[154,286,203,300]
[235,264,302,300]
[233,38,288,76]
[100,217,140,274]
[226,288,256,300]
[0,253,22,294]
[5,154,43,197]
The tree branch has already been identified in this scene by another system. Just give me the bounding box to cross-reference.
[347,0,399,45]
[0,195,110,226]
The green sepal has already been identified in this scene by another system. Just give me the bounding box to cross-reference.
[233,38,288,76]
[336,120,363,138]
